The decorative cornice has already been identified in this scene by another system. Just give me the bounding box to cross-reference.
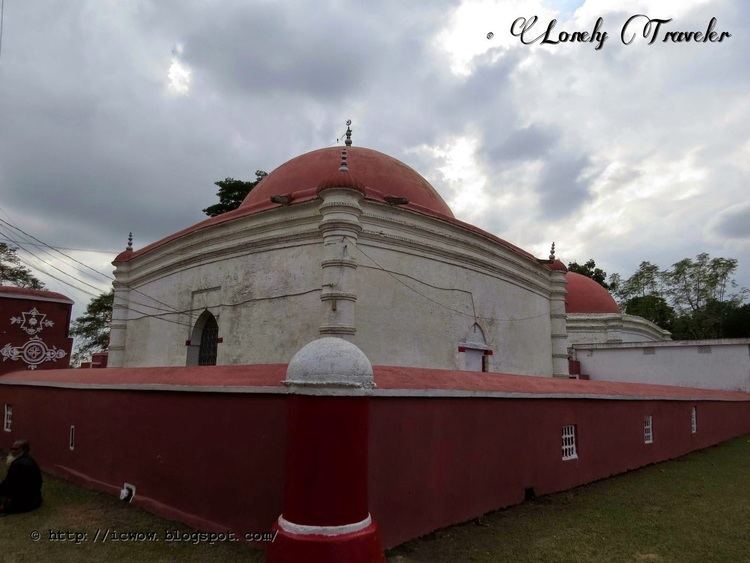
[319,326,357,335]
[321,258,358,269]
[320,291,357,302]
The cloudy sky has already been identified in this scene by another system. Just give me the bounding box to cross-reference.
[0,0,748,317]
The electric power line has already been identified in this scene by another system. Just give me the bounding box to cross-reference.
[0,236,116,254]
[12,253,100,299]
[0,209,180,312]
[0,224,110,294]
[356,244,550,323]
[115,288,322,323]
[0,215,113,282]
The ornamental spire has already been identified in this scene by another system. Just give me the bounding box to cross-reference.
[127,232,133,251]
[344,119,352,147]
[549,241,555,261]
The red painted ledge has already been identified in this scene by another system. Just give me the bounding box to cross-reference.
[1,364,748,402]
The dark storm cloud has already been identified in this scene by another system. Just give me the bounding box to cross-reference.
[0,0,468,264]
[535,154,592,219]
[0,0,748,304]
[180,6,370,100]
[482,125,556,163]
[713,204,750,239]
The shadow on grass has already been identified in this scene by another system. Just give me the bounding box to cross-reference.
[0,463,264,563]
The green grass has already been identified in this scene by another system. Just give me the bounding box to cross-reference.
[0,465,263,562]
[387,435,750,563]
[2,436,749,562]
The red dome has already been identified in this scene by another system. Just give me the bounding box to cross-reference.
[565,272,619,314]
[240,147,454,219]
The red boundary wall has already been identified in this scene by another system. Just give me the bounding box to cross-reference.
[0,365,749,551]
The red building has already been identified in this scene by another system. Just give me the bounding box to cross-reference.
[0,286,73,374]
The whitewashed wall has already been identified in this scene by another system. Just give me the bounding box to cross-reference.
[574,339,750,392]
[114,200,556,375]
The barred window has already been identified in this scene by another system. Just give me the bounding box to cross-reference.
[198,314,219,366]
[3,404,11,432]
[691,407,697,434]
[644,415,653,444]
[562,424,578,460]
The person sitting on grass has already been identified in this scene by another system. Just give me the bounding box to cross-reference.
[0,439,43,514]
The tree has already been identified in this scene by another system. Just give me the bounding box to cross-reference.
[567,259,609,289]
[0,243,44,289]
[662,253,744,314]
[202,170,268,217]
[722,303,750,338]
[610,253,747,340]
[70,290,113,364]
[612,261,661,302]
[624,295,675,332]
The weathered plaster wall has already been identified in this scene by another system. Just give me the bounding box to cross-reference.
[574,339,750,392]
[115,202,556,375]
[122,244,323,367]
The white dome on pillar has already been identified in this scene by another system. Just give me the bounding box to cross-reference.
[285,337,375,390]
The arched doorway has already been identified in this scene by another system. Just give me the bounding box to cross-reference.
[186,310,219,366]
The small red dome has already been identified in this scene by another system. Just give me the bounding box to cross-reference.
[565,272,619,314]
[549,259,567,271]
[240,147,454,219]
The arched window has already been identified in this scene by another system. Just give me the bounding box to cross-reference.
[186,310,219,366]
[459,323,492,372]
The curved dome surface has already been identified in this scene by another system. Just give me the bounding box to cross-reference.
[565,272,620,314]
[240,146,454,218]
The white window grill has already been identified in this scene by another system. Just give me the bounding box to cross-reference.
[691,407,697,434]
[3,404,11,432]
[644,415,653,444]
[562,424,578,460]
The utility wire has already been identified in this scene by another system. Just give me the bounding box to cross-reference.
[12,253,101,299]
[12,252,192,327]
[356,244,550,323]
[0,215,112,281]
[0,224,178,313]
[0,237,115,254]
[0,224,109,294]
[0,208,180,312]
[115,287,322,323]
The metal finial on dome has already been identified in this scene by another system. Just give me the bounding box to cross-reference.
[344,119,352,147]
[127,232,133,250]
[549,242,555,261]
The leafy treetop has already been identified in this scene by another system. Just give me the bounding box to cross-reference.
[203,170,268,217]
[567,259,609,289]
[70,290,114,364]
[609,253,748,339]
[0,243,44,289]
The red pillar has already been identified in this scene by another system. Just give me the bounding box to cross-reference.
[267,337,384,563]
